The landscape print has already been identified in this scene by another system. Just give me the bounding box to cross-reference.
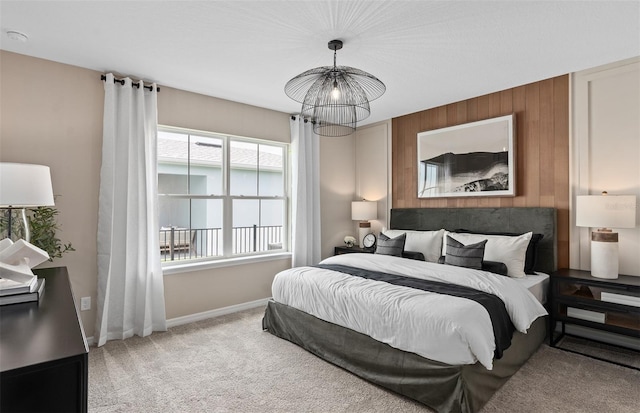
[417,115,515,198]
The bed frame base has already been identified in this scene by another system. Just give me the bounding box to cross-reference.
[263,300,546,413]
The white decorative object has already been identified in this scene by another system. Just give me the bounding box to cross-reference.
[576,193,637,279]
[0,238,49,285]
[343,236,356,248]
[352,200,377,247]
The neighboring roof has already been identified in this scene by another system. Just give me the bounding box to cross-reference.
[158,136,283,169]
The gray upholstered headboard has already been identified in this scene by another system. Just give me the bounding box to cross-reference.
[390,207,557,273]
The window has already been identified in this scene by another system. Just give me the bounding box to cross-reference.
[157,127,288,264]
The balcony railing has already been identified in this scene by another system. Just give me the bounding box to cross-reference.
[160,225,283,262]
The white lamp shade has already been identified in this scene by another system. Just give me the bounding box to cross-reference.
[576,195,636,229]
[352,201,377,221]
[0,163,55,207]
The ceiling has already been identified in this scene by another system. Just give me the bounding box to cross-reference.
[1,1,638,126]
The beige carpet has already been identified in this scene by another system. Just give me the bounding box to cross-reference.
[89,307,640,413]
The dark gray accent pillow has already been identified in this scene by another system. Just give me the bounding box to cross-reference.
[402,251,426,261]
[444,235,487,270]
[375,233,406,257]
[478,260,508,276]
[438,256,508,276]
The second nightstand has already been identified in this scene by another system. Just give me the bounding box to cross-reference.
[549,268,640,370]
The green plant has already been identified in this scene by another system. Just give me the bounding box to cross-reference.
[0,206,74,261]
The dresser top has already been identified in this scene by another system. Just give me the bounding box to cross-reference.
[0,267,88,373]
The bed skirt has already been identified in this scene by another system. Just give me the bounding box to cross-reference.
[262,300,546,413]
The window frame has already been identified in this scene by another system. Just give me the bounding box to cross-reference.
[157,125,290,267]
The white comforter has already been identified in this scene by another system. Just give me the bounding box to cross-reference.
[271,253,548,370]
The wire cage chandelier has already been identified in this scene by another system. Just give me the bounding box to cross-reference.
[285,40,386,137]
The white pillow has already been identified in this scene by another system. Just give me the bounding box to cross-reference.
[442,231,532,278]
[382,229,444,263]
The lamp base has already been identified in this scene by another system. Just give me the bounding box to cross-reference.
[358,222,371,248]
[590,230,619,279]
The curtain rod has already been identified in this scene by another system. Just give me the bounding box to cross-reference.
[290,115,315,124]
[100,74,160,92]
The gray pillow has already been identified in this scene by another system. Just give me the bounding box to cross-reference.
[375,233,406,257]
[444,235,487,270]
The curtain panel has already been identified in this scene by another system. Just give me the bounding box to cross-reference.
[290,117,321,267]
[95,73,166,347]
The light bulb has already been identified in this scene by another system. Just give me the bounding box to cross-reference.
[331,85,341,100]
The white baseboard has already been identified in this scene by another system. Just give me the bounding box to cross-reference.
[166,297,271,329]
[87,298,271,346]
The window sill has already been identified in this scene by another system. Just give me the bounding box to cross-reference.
[162,252,292,275]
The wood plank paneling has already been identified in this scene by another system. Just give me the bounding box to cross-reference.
[391,75,570,269]
[553,76,570,268]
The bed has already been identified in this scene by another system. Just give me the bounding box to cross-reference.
[263,207,556,413]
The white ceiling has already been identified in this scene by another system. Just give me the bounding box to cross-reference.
[1,1,638,126]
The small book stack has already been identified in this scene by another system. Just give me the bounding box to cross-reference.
[0,276,46,306]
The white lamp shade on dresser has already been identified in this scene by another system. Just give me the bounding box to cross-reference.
[576,194,637,279]
[0,163,55,207]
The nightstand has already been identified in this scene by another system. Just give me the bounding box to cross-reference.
[549,268,640,369]
[334,245,374,255]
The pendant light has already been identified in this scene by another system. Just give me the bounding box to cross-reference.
[285,40,386,137]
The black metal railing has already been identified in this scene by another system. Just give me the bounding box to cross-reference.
[232,225,283,254]
[160,225,283,262]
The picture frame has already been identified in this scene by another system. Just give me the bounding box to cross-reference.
[417,114,515,198]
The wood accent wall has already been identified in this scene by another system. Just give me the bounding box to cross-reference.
[391,75,570,268]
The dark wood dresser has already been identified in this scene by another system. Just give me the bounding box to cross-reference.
[0,266,88,412]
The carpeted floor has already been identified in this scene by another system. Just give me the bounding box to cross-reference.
[89,307,640,413]
[552,335,640,370]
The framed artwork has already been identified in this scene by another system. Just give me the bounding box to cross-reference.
[417,114,515,198]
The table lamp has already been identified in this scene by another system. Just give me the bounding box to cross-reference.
[576,192,637,279]
[352,200,377,247]
[0,163,55,242]
[0,163,55,285]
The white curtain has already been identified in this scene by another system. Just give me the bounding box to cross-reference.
[290,117,322,267]
[95,73,166,347]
